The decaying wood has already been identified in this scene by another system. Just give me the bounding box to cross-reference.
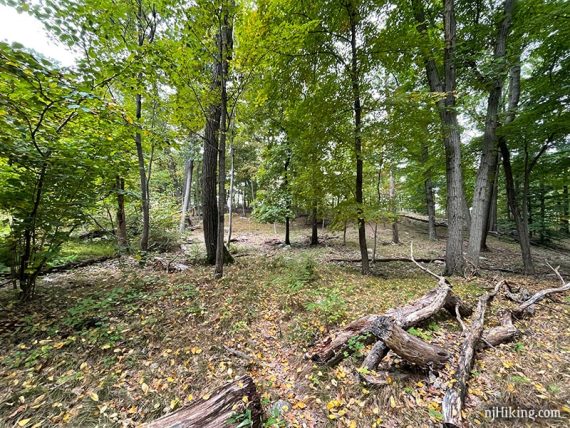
[400,213,447,227]
[442,281,502,427]
[146,375,262,428]
[150,257,190,273]
[480,311,518,348]
[513,274,570,318]
[370,316,450,367]
[310,283,454,365]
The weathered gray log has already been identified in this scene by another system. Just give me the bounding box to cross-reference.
[370,316,450,367]
[480,311,518,348]
[145,375,262,428]
[442,281,502,427]
[310,283,454,365]
[513,281,570,318]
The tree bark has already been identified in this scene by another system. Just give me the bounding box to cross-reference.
[412,0,465,275]
[135,92,150,252]
[310,204,318,246]
[145,376,262,428]
[116,176,129,250]
[422,145,437,240]
[347,3,370,274]
[467,0,515,271]
[215,4,231,278]
[227,144,235,246]
[563,185,569,234]
[179,159,194,234]
[390,167,400,244]
[369,316,450,367]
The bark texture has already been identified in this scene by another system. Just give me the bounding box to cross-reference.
[145,376,262,428]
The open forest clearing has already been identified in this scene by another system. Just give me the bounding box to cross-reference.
[1,217,569,427]
[0,0,569,426]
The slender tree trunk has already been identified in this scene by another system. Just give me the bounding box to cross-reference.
[561,185,570,235]
[242,187,246,216]
[284,152,291,245]
[413,0,465,275]
[481,156,499,251]
[135,92,150,252]
[422,146,437,240]
[215,5,231,278]
[116,176,129,250]
[227,143,235,246]
[179,159,194,234]
[372,223,378,263]
[497,63,534,274]
[348,4,369,274]
[310,204,318,246]
[467,0,515,271]
[539,181,546,243]
[390,167,400,244]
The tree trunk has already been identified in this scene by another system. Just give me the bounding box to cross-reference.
[560,185,570,235]
[422,145,437,240]
[135,92,150,252]
[215,5,231,278]
[413,0,465,275]
[347,4,370,275]
[227,144,235,246]
[390,167,400,244]
[116,176,129,250]
[179,159,194,234]
[145,376,262,428]
[539,180,546,242]
[310,205,318,246]
[166,152,182,198]
[467,0,514,271]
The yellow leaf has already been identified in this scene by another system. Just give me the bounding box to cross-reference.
[502,360,513,369]
[53,342,66,349]
[101,344,111,350]
[128,406,137,414]
[80,362,88,370]
[18,419,31,427]
[89,392,99,402]
[185,394,194,402]
[170,399,178,410]
[294,400,306,409]
[561,405,570,414]
[507,384,515,393]
[349,421,357,428]
[141,383,149,394]
[389,396,396,408]
[191,347,202,354]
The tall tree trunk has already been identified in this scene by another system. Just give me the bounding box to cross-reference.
[284,152,291,245]
[539,181,546,243]
[179,159,194,234]
[310,204,318,246]
[560,185,570,235]
[413,0,465,275]
[467,0,515,271]
[135,92,150,252]
[347,3,369,274]
[390,167,400,244]
[166,152,182,198]
[215,4,232,278]
[498,63,534,274]
[227,144,235,246]
[422,145,437,240]
[116,176,129,251]
[202,37,223,264]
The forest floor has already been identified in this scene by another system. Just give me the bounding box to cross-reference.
[1,216,569,427]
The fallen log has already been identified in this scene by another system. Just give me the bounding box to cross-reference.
[513,275,570,318]
[370,316,450,367]
[330,257,445,263]
[480,311,518,348]
[400,213,447,227]
[442,281,503,427]
[145,375,262,428]
[310,282,454,365]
